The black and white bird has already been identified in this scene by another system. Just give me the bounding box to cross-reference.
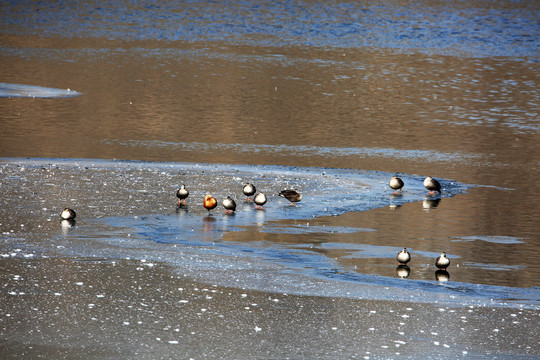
[435,252,451,270]
[254,193,267,209]
[389,176,404,193]
[222,196,237,213]
[176,184,189,206]
[243,183,256,201]
[424,176,442,194]
[60,208,76,220]
[396,248,411,264]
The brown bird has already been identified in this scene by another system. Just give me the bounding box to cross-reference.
[176,184,189,206]
[243,183,256,201]
[396,248,411,264]
[435,252,451,270]
[279,189,302,205]
[203,195,218,212]
[424,176,442,194]
[222,196,237,213]
[389,176,404,193]
[254,193,267,209]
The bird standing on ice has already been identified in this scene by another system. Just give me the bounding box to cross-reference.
[243,183,256,202]
[389,176,404,193]
[423,176,441,194]
[254,193,267,209]
[222,196,237,213]
[176,184,189,206]
[279,189,302,205]
[203,195,218,212]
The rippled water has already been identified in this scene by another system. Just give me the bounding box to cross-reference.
[1,0,539,358]
[2,0,539,57]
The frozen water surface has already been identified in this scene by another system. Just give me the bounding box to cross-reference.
[1,159,539,358]
[2,256,538,359]
[1,157,537,308]
[452,235,526,245]
[0,83,82,98]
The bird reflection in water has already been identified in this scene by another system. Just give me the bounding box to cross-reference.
[435,270,450,282]
[396,265,410,278]
[202,215,217,239]
[422,197,441,211]
[175,204,188,214]
[389,192,403,200]
[389,191,403,210]
[61,219,76,235]
[255,207,266,227]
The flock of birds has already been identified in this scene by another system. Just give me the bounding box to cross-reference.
[391,176,450,277]
[59,175,449,276]
[177,183,304,213]
[396,247,451,280]
[390,175,442,195]
[175,175,440,213]
[396,248,450,270]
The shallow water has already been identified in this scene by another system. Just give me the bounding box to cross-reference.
[1,0,540,358]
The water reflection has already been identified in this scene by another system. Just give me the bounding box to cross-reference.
[389,192,404,210]
[422,197,441,211]
[396,264,410,278]
[60,219,76,234]
[223,209,236,217]
[175,205,188,214]
[254,208,266,227]
[202,215,217,242]
[435,270,450,282]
